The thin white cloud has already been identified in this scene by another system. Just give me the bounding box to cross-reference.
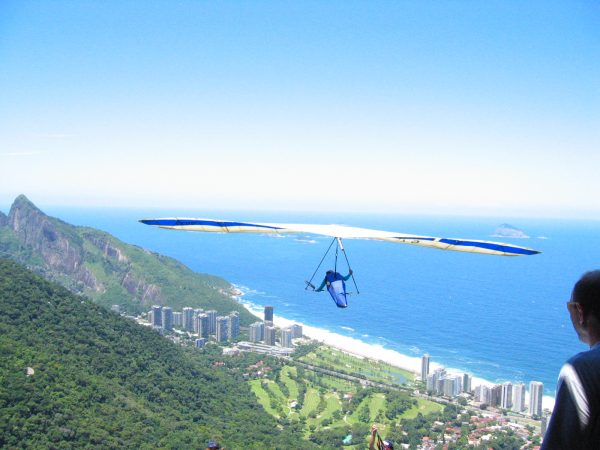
[35,133,75,139]
[0,151,43,156]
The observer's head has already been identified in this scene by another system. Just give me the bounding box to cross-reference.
[569,270,600,345]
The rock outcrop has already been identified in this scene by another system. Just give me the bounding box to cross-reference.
[493,223,529,239]
[8,195,101,292]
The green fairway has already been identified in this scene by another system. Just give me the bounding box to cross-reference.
[281,366,299,401]
[301,387,321,418]
[400,397,444,419]
[266,378,287,403]
[249,380,281,418]
[368,393,386,421]
[322,392,342,420]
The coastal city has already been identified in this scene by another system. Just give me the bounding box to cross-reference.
[114,303,304,355]
[115,302,550,448]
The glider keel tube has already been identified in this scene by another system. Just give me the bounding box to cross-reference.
[139,217,540,256]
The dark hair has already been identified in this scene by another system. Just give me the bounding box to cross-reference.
[572,270,600,319]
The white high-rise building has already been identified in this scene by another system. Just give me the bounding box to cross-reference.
[442,378,455,397]
[421,354,430,382]
[290,324,303,338]
[512,383,526,412]
[529,381,544,417]
[426,373,436,392]
[249,322,264,342]
[477,385,491,404]
[281,328,293,348]
[193,309,204,333]
[264,325,276,346]
[501,382,513,409]
[182,307,195,331]
[454,375,463,396]
[426,368,446,394]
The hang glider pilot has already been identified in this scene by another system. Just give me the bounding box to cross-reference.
[315,269,353,308]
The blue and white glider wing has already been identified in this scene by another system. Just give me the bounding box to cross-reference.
[139,217,540,256]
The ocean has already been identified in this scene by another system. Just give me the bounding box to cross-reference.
[46,206,600,399]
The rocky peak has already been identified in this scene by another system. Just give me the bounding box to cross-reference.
[10,194,42,214]
[0,210,7,227]
[7,195,101,291]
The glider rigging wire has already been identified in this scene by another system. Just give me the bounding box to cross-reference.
[305,237,360,294]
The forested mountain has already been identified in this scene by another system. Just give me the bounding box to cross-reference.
[0,258,315,449]
[0,195,254,322]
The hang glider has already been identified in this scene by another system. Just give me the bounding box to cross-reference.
[138,217,540,257]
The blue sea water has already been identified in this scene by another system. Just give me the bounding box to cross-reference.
[45,207,600,397]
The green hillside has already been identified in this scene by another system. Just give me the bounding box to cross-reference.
[0,258,315,449]
[0,195,255,323]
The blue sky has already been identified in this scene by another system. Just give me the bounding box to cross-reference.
[1,1,599,217]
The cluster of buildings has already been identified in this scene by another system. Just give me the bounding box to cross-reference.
[247,305,303,348]
[146,304,240,347]
[421,354,545,417]
[140,304,304,353]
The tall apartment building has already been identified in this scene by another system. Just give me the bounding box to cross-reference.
[161,307,173,331]
[421,354,430,382]
[426,368,446,393]
[215,316,229,343]
[462,373,472,394]
[152,305,162,327]
[264,305,273,322]
[512,383,526,412]
[206,310,218,334]
[529,381,544,417]
[490,385,502,407]
[249,322,264,342]
[228,312,240,340]
[173,311,183,328]
[193,308,204,332]
[441,378,456,397]
[264,325,276,346]
[182,307,195,332]
[289,324,303,338]
[281,328,293,348]
[196,313,210,338]
[501,382,513,409]
[477,385,491,404]
[453,375,463,396]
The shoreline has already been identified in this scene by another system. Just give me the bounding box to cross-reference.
[236,292,556,411]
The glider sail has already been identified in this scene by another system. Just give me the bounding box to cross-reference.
[139,218,541,257]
